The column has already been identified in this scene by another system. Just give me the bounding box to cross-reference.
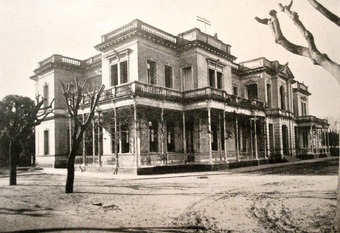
[92,118,96,164]
[97,111,101,167]
[254,118,258,160]
[134,101,138,168]
[264,118,268,159]
[161,106,165,164]
[114,105,119,169]
[182,111,187,164]
[250,119,253,160]
[327,130,330,153]
[235,116,240,161]
[82,114,86,166]
[223,109,228,163]
[310,126,314,154]
[68,115,72,153]
[208,107,212,163]
[218,113,222,161]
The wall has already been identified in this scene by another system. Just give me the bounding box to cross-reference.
[137,39,180,89]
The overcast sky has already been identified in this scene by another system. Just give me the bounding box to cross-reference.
[0,0,339,118]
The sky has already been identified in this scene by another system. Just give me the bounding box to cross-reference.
[0,0,339,118]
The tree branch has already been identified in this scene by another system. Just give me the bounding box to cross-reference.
[255,1,340,85]
[307,0,340,27]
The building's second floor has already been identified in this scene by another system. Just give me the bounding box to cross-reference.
[28,19,320,119]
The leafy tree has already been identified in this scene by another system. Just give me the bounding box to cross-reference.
[256,0,340,230]
[0,95,53,185]
[61,77,104,193]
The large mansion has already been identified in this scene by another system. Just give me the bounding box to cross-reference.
[29,19,330,174]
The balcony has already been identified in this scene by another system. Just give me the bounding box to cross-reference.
[38,54,81,68]
[266,109,294,118]
[98,19,177,48]
[82,81,266,111]
[296,115,329,127]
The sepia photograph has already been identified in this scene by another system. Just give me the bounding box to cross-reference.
[0,0,339,232]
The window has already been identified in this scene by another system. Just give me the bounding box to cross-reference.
[209,69,215,87]
[110,60,128,86]
[165,65,173,88]
[267,83,272,107]
[120,125,129,153]
[120,61,128,84]
[207,60,224,90]
[111,124,119,154]
[147,60,157,84]
[301,100,307,116]
[86,76,101,92]
[233,86,238,96]
[211,123,218,151]
[167,123,175,152]
[280,85,286,110]
[269,124,274,153]
[182,66,192,90]
[110,64,118,86]
[44,130,49,155]
[247,84,258,100]
[43,83,49,108]
[149,120,158,152]
[217,71,223,89]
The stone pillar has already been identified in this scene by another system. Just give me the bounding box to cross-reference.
[223,109,228,163]
[92,118,96,164]
[134,101,138,168]
[218,113,223,161]
[254,118,258,160]
[235,116,240,161]
[208,107,212,164]
[97,111,102,167]
[264,118,268,159]
[161,106,165,164]
[114,105,119,169]
[182,111,187,163]
[327,130,330,153]
[250,119,253,160]
[82,114,86,166]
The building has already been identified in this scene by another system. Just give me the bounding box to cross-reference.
[29,19,331,174]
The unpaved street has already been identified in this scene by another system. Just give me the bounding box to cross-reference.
[0,158,338,232]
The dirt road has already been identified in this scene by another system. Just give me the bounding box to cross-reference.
[0,158,338,232]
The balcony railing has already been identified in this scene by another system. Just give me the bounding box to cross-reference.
[296,115,329,125]
[38,54,81,67]
[82,81,266,111]
[101,19,177,44]
[266,109,293,118]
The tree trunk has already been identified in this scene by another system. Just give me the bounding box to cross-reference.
[9,140,17,185]
[65,154,75,193]
[65,142,80,193]
[65,130,83,193]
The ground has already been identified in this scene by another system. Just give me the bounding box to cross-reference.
[0,158,338,233]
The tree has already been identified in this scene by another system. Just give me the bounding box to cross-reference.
[0,95,53,185]
[255,0,340,230]
[61,77,104,193]
[255,0,340,85]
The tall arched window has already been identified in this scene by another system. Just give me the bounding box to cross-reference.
[280,85,285,110]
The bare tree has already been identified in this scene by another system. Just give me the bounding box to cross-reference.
[61,77,105,193]
[255,0,340,85]
[256,0,340,230]
[0,95,54,185]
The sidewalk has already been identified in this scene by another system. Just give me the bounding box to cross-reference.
[40,156,338,180]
